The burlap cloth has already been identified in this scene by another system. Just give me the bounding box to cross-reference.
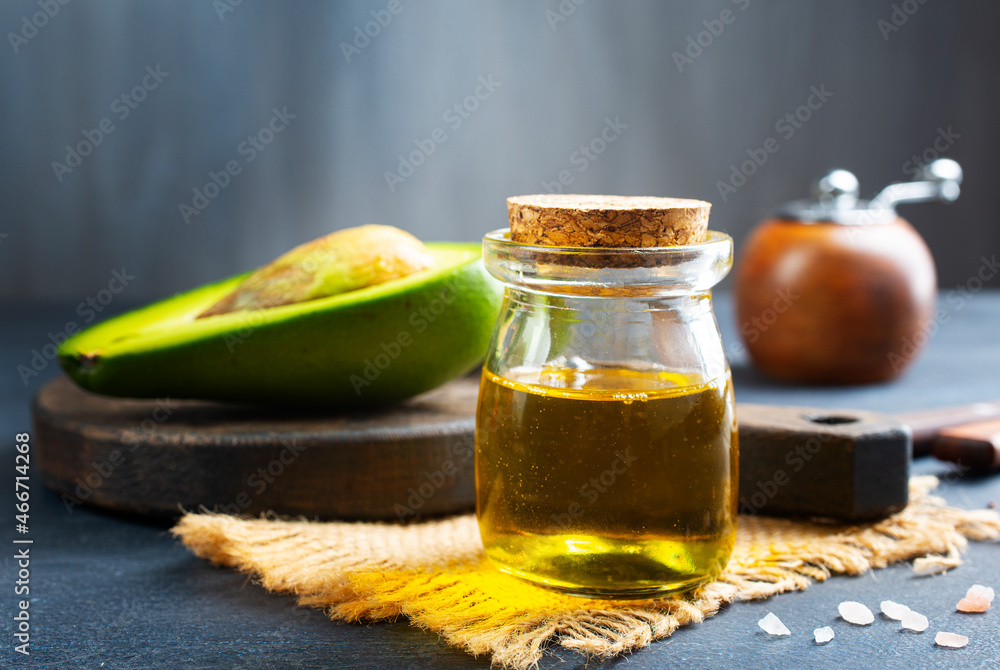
[172,476,999,669]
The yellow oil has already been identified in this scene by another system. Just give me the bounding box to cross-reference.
[475,366,737,598]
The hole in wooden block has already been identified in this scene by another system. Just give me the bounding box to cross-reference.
[806,415,859,425]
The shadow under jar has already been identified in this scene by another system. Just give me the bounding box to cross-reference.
[476,230,738,599]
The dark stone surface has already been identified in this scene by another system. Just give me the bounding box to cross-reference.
[1,294,998,669]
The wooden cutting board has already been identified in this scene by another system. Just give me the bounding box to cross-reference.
[34,374,479,521]
[35,374,929,522]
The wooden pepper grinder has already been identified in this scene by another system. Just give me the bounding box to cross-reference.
[735,159,962,384]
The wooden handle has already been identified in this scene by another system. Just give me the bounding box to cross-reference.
[931,419,1000,472]
[893,400,1000,456]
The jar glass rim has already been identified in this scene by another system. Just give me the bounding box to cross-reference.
[482,229,733,297]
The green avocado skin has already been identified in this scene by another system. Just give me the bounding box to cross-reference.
[58,246,502,408]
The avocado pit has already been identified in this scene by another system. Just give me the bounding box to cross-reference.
[198,225,436,318]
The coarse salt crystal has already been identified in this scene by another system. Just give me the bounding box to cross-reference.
[901,610,929,632]
[956,593,990,613]
[758,612,791,636]
[934,631,969,648]
[838,601,874,625]
[880,600,911,620]
[814,626,835,644]
[968,584,994,604]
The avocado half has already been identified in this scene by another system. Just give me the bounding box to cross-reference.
[58,243,502,408]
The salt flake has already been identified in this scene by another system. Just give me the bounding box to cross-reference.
[956,593,990,613]
[758,612,791,636]
[880,600,911,620]
[814,626,834,644]
[934,631,969,648]
[838,601,874,625]
[968,584,994,604]
[901,610,929,632]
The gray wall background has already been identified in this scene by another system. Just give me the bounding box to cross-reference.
[1,0,998,301]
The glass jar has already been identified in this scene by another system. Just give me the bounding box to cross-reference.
[475,229,737,599]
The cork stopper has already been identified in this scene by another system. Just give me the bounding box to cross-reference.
[507,194,711,248]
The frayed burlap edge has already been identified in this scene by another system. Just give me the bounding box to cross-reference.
[171,476,1000,669]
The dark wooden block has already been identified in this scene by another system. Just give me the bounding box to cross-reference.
[737,404,911,522]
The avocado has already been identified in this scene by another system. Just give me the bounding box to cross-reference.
[58,241,502,408]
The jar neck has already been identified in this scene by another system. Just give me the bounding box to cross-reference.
[504,287,716,314]
[483,229,733,299]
